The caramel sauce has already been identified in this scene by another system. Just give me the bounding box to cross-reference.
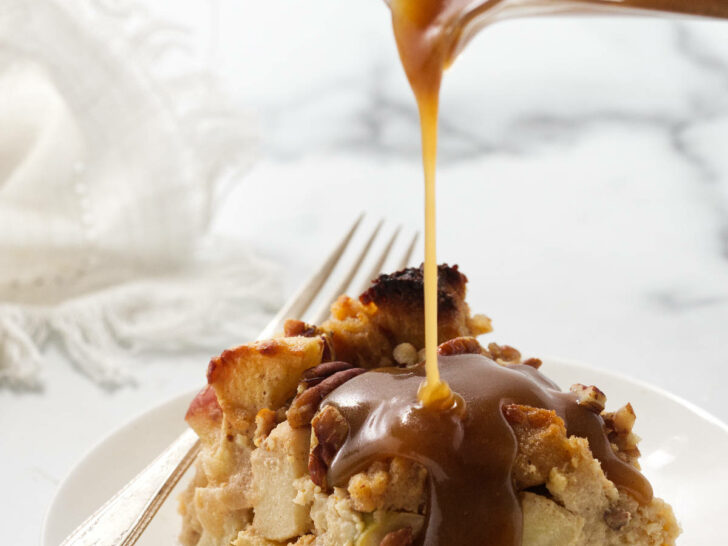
[329,1,728,542]
[324,355,653,545]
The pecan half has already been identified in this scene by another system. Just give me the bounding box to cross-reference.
[300,361,355,388]
[437,336,484,357]
[380,527,414,546]
[570,383,607,413]
[288,367,365,427]
[309,405,349,488]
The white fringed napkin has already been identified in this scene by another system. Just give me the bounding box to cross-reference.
[0,0,279,388]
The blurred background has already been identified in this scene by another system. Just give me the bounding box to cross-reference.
[1,1,728,543]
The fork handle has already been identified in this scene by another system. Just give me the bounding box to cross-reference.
[60,428,200,546]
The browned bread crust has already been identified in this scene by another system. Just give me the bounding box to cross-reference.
[358,264,487,349]
[316,265,491,368]
[359,264,467,315]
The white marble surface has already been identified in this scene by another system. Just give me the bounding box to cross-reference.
[3,1,728,544]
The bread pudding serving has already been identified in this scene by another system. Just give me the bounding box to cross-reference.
[179,265,679,546]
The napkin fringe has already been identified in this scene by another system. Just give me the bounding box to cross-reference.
[0,255,280,390]
[0,310,46,390]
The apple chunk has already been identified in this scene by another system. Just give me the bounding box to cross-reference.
[521,492,584,546]
[251,421,312,541]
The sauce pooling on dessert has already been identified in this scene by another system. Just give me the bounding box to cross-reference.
[390,0,728,406]
[323,354,653,546]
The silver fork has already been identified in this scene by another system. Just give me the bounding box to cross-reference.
[60,215,418,546]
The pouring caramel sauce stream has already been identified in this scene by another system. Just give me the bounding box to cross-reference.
[390,0,728,408]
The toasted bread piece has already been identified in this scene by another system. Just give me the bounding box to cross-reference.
[347,457,427,513]
[503,404,580,489]
[207,336,324,432]
[186,385,224,446]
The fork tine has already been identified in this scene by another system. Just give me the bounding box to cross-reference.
[354,225,401,296]
[309,219,384,324]
[257,212,364,340]
[397,231,419,271]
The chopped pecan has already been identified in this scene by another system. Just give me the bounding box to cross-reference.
[380,527,414,546]
[605,403,636,435]
[521,357,542,369]
[309,405,349,488]
[283,321,334,361]
[487,342,521,364]
[288,367,365,427]
[570,383,607,413]
[437,336,484,357]
[604,507,632,530]
[284,319,318,337]
[469,313,493,334]
[603,403,641,464]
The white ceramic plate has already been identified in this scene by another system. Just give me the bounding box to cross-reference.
[42,358,728,545]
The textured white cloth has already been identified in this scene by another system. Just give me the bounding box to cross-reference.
[0,0,279,388]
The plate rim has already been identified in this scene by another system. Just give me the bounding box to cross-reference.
[40,387,201,546]
[41,357,728,545]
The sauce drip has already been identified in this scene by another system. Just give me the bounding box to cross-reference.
[390,0,465,407]
[324,354,653,545]
[390,0,728,405]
